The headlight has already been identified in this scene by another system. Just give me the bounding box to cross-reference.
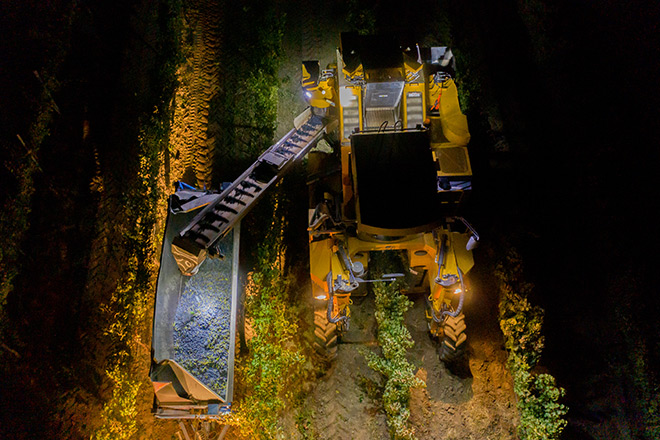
[305,91,312,98]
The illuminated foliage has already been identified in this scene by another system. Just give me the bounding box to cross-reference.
[93,364,141,440]
[496,249,568,439]
[235,198,307,439]
[514,367,568,439]
[364,253,425,440]
[365,280,424,440]
[496,250,545,372]
[92,115,163,438]
[92,2,181,428]
[212,0,285,177]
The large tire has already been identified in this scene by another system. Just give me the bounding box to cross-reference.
[313,306,338,361]
[439,313,467,363]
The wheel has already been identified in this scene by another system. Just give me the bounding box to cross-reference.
[313,306,338,361]
[439,313,467,363]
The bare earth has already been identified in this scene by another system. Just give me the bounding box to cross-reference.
[275,2,519,437]
[150,1,520,438]
[292,289,518,440]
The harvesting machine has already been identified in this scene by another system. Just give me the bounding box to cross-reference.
[149,32,478,421]
[302,32,478,361]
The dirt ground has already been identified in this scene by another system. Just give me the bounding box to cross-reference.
[145,0,521,437]
[294,289,518,440]
[305,339,391,440]
[231,1,520,439]
[140,0,520,438]
[406,265,519,440]
[5,0,657,439]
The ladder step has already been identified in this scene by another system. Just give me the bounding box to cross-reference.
[187,229,211,244]
[232,187,254,198]
[199,223,220,233]
[214,204,238,214]
[207,211,229,223]
[240,179,262,192]
[225,196,246,206]
[275,146,293,155]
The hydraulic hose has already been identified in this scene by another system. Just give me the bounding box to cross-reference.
[440,267,465,320]
[426,294,443,323]
[337,243,359,289]
[441,239,467,319]
[435,234,447,284]
[428,268,465,322]
[430,233,466,321]
[326,272,349,328]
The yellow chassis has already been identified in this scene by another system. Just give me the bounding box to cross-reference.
[309,229,474,328]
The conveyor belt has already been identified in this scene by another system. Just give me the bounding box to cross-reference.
[172,108,332,274]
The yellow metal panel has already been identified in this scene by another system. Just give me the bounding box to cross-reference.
[302,63,316,87]
[404,60,423,76]
[309,238,354,297]
[450,231,475,274]
[340,145,355,220]
[439,80,470,146]
[346,234,427,254]
[304,77,335,109]
[309,239,333,294]
[434,145,473,177]
[342,63,364,80]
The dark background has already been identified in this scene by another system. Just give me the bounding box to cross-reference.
[1,0,659,438]
[446,1,660,438]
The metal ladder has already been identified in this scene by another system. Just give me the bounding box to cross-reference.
[176,109,331,260]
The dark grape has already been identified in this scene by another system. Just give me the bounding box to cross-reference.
[172,233,235,398]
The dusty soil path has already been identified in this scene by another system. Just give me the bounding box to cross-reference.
[302,295,389,440]
[307,344,391,439]
[168,0,223,188]
[273,2,520,439]
[407,292,518,440]
[140,1,225,438]
[297,289,517,440]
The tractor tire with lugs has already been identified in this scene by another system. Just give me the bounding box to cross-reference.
[313,306,338,362]
[439,312,467,363]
